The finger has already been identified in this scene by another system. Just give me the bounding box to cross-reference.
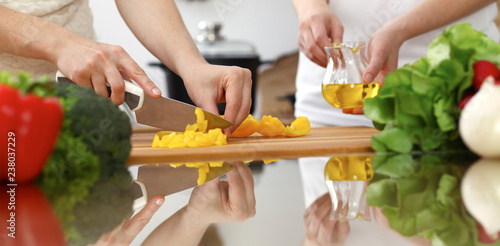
[363,51,386,84]
[333,220,351,244]
[310,22,332,49]
[299,44,325,67]
[225,163,251,221]
[121,196,164,243]
[304,192,330,224]
[298,34,325,67]
[105,68,125,105]
[231,161,256,217]
[72,72,94,90]
[317,205,337,244]
[222,68,252,134]
[329,23,344,44]
[91,73,109,99]
[301,27,328,67]
[120,58,161,98]
[305,193,331,237]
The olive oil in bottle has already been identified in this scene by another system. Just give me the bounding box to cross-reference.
[322,82,380,109]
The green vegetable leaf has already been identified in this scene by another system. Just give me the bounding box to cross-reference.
[367,153,488,246]
[365,23,500,154]
[372,128,413,153]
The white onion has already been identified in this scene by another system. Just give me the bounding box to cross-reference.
[459,76,500,158]
[461,158,500,240]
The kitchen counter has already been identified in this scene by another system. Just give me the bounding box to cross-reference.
[3,127,499,246]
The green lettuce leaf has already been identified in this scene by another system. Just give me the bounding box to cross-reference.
[364,23,500,153]
[366,153,500,246]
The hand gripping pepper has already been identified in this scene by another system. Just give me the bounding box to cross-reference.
[1,84,63,183]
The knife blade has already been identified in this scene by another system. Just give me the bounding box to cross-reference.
[55,72,233,131]
[131,162,234,210]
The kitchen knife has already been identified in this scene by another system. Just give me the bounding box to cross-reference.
[131,162,234,210]
[55,71,233,131]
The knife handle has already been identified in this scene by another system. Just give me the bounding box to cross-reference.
[55,71,145,111]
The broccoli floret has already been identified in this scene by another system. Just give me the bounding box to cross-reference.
[54,82,132,178]
[67,168,134,246]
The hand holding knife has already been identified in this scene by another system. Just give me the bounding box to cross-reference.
[56,71,233,131]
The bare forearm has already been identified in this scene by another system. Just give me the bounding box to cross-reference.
[388,0,496,42]
[142,206,209,246]
[115,0,206,79]
[291,0,329,20]
[0,5,79,64]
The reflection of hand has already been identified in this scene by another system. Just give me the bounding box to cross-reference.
[56,38,162,105]
[187,161,256,224]
[90,196,164,246]
[183,64,253,134]
[303,193,350,246]
[143,161,256,246]
[362,23,403,85]
[294,0,344,67]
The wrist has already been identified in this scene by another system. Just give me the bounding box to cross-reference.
[183,204,212,231]
[383,19,409,47]
[294,0,330,20]
[176,58,209,83]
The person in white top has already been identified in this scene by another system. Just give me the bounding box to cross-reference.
[291,0,499,245]
[0,0,251,133]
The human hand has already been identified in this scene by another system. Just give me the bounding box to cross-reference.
[296,2,343,67]
[182,63,252,134]
[186,161,256,225]
[55,38,162,105]
[90,196,165,246]
[362,22,405,85]
[303,193,350,246]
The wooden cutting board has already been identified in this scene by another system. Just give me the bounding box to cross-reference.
[126,126,379,165]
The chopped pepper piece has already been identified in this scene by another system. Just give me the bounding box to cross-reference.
[169,161,228,186]
[151,134,160,148]
[231,114,261,138]
[263,159,280,164]
[197,168,207,186]
[284,116,311,137]
[257,115,285,137]
[152,109,228,149]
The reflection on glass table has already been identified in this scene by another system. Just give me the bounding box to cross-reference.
[302,152,500,246]
[3,153,499,246]
[324,155,373,221]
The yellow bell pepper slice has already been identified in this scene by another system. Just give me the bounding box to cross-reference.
[284,116,311,137]
[209,161,224,167]
[197,168,207,186]
[152,108,229,148]
[257,115,285,137]
[185,123,199,131]
[198,120,208,133]
[195,108,205,124]
[151,134,160,148]
[263,158,280,164]
[231,114,261,138]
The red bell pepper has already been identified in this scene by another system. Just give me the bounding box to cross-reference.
[0,184,66,245]
[0,84,63,183]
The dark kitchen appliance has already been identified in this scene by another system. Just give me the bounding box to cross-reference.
[150,21,260,115]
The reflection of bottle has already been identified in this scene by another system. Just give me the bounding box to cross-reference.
[324,155,374,221]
